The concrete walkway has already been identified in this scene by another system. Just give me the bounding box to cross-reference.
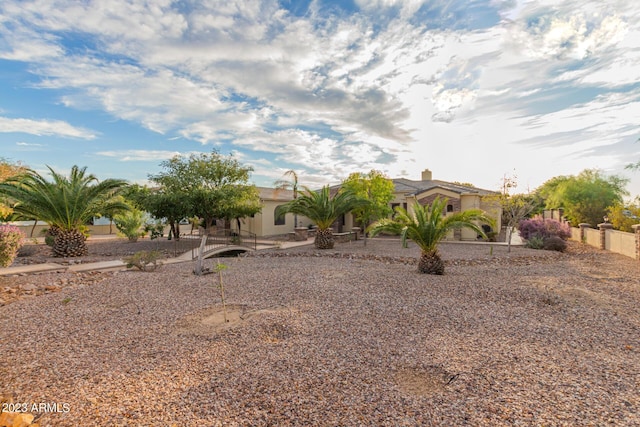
[0,239,314,276]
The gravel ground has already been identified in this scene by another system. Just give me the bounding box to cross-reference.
[1,239,639,426]
[12,237,198,266]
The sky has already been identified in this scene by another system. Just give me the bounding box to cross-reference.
[1,0,640,198]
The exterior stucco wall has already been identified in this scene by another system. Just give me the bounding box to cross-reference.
[479,197,502,233]
[460,194,482,240]
[584,228,600,247]
[235,199,312,237]
[605,229,636,258]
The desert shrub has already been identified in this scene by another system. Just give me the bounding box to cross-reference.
[144,220,166,240]
[543,219,572,240]
[114,209,146,242]
[519,216,571,251]
[543,236,567,252]
[518,217,571,241]
[0,225,25,267]
[17,244,36,257]
[524,235,545,249]
[124,250,162,271]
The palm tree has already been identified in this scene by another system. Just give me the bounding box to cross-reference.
[369,197,494,274]
[276,185,368,249]
[0,165,129,257]
[273,170,300,227]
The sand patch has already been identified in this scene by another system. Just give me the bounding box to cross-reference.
[396,366,452,396]
[176,304,293,336]
[524,277,622,309]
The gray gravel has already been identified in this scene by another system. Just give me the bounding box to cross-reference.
[1,239,639,426]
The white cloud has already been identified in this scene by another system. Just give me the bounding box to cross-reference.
[16,142,45,146]
[506,6,628,60]
[354,0,427,18]
[0,116,97,139]
[2,0,640,195]
[95,150,202,162]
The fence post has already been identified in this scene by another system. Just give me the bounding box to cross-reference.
[597,222,613,250]
[578,223,591,243]
[632,224,640,261]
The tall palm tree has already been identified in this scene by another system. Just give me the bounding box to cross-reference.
[0,165,129,257]
[273,170,300,227]
[276,185,368,249]
[369,197,494,274]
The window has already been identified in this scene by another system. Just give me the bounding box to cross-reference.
[274,206,285,226]
[447,204,453,213]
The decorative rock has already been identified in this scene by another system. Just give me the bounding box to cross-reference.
[0,411,36,427]
[20,284,38,291]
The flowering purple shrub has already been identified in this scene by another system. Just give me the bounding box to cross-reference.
[518,217,571,241]
[0,225,25,267]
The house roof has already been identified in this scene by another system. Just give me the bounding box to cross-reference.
[327,177,496,197]
[392,178,496,196]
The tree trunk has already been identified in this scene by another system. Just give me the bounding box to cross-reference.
[418,250,445,275]
[53,229,88,257]
[314,228,335,249]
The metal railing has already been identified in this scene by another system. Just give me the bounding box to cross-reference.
[190,229,257,259]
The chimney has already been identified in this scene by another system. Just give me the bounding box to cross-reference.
[421,169,432,181]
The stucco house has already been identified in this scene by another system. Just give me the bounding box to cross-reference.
[389,169,501,240]
[232,187,314,237]
[335,169,501,241]
[236,170,501,241]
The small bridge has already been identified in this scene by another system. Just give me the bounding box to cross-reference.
[187,229,257,260]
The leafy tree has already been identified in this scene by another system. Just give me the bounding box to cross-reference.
[500,194,536,252]
[484,173,535,252]
[369,197,494,275]
[451,181,477,188]
[535,169,628,226]
[341,170,394,245]
[275,186,368,249]
[0,165,128,256]
[125,185,189,239]
[149,151,261,231]
[607,202,640,232]
[274,170,300,227]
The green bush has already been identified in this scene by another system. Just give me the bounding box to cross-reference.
[123,250,162,272]
[524,235,545,250]
[144,220,166,240]
[0,225,25,267]
[114,209,146,242]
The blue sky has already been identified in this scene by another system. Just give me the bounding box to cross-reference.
[1,0,640,197]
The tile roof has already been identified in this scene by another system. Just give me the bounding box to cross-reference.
[392,178,496,196]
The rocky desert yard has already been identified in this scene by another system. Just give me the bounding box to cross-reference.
[1,239,639,426]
